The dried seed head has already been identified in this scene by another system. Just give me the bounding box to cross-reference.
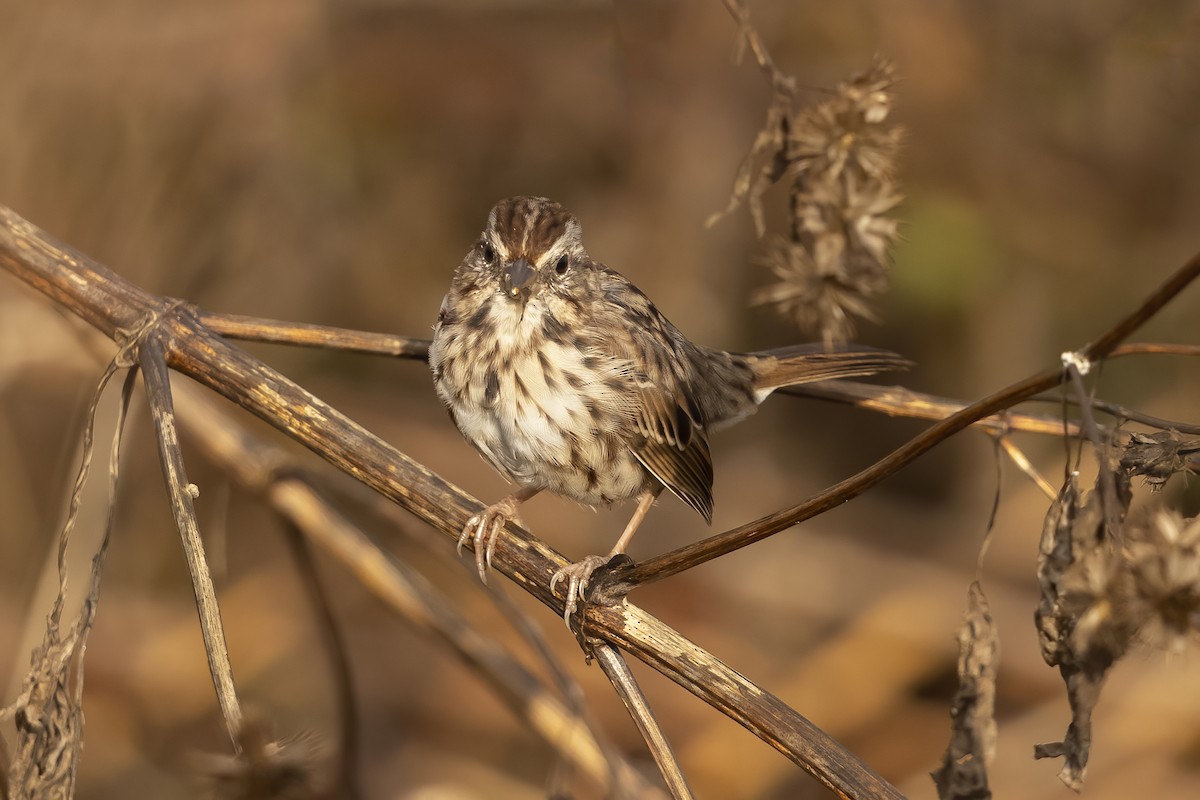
[714,54,903,347]
[770,58,902,345]
[1119,430,1200,491]
[1060,546,1138,665]
[195,712,329,800]
[752,237,882,348]
[788,59,903,185]
[1127,510,1200,652]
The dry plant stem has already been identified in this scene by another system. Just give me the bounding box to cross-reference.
[204,315,1199,444]
[721,0,794,94]
[201,311,430,359]
[790,380,1083,437]
[195,315,1200,442]
[593,643,695,800]
[195,310,1200,442]
[313,470,628,797]
[1034,390,1200,436]
[626,248,1200,585]
[996,435,1058,500]
[1064,363,1123,539]
[1109,342,1200,358]
[316,464,607,791]
[190,312,1097,441]
[170,383,661,799]
[278,523,362,800]
[0,207,901,800]
[139,335,244,744]
[267,480,661,798]
[477,582,614,796]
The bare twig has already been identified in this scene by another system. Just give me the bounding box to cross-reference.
[1063,360,1124,540]
[719,0,795,95]
[279,523,362,799]
[593,643,694,800]
[996,435,1058,500]
[140,334,244,744]
[1036,388,1200,436]
[202,312,429,359]
[789,380,1083,437]
[1109,342,1200,358]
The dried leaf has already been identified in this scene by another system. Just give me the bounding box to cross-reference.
[933,582,998,800]
[1033,475,1136,791]
[1,365,136,799]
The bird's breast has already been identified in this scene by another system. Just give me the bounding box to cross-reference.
[431,294,645,505]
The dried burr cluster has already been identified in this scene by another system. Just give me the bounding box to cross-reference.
[713,57,903,347]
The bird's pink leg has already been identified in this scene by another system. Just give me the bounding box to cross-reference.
[459,485,541,582]
[551,486,661,626]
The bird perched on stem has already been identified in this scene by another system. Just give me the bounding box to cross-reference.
[430,196,908,623]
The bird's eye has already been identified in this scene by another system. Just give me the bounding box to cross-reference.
[482,243,496,264]
[555,254,570,275]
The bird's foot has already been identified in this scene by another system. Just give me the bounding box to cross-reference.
[458,496,524,582]
[550,555,616,628]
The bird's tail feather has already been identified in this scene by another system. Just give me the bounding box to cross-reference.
[748,344,910,401]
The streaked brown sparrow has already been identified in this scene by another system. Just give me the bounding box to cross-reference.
[430,196,907,622]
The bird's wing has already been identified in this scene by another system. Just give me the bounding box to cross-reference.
[586,284,715,520]
[629,386,714,522]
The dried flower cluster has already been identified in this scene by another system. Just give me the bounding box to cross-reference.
[1119,430,1200,491]
[714,56,903,346]
[1126,509,1200,651]
[1034,433,1200,791]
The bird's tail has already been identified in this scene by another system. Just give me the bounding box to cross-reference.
[747,343,910,403]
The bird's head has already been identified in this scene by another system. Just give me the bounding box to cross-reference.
[454,196,594,311]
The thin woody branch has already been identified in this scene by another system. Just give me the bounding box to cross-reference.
[720,0,795,95]
[188,316,1105,440]
[140,335,245,744]
[202,311,430,359]
[277,523,363,798]
[593,643,695,800]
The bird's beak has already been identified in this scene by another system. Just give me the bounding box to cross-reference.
[502,257,536,300]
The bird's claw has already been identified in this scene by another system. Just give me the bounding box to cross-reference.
[550,555,611,628]
[458,498,522,582]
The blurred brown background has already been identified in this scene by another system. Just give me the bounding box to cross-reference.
[2,1,1199,798]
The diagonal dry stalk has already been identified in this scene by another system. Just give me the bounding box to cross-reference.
[276,522,363,798]
[592,643,694,800]
[0,206,906,799]
[140,334,244,743]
